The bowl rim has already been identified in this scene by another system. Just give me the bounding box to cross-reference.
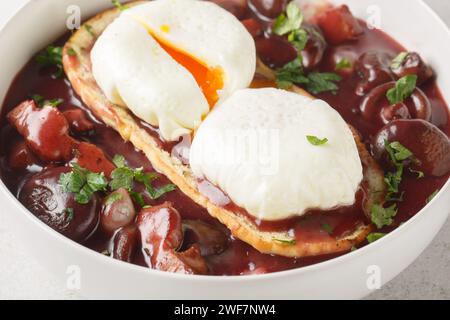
[0,0,449,283]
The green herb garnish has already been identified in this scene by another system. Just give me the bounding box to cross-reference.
[384,141,415,201]
[130,191,146,207]
[390,52,409,70]
[287,28,309,51]
[305,72,341,94]
[59,163,108,204]
[366,232,386,243]
[371,204,397,229]
[110,154,176,200]
[105,192,123,206]
[32,94,63,108]
[84,24,95,37]
[35,46,64,78]
[306,135,328,146]
[67,48,77,57]
[275,58,341,94]
[112,0,129,11]
[272,1,303,36]
[386,75,417,105]
[409,168,425,179]
[322,223,334,235]
[335,58,352,70]
[272,237,297,246]
[63,208,74,223]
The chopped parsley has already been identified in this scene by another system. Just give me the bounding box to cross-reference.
[371,204,397,229]
[272,2,341,94]
[59,163,108,204]
[384,141,415,201]
[112,0,129,11]
[31,94,63,108]
[322,223,334,235]
[409,168,425,179]
[306,135,328,146]
[110,154,176,200]
[275,57,308,89]
[335,58,352,70]
[275,58,341,94]
[272,237,296,246]
[105,192,123,206]
[426,190,439,204]
[386,75,417,105]
[390,52,409,70]
[63,208,74,225]
[305,72,341,95]
[35,46,64,78]
[287,28,309,51]
[67,48,77,57]
[272,1,303,36]
[84,24,95,37]
[130,191,146,207]
[366,232,386,243]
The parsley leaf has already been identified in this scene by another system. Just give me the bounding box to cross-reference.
[272,237,296,245]
[366,232,385,243]
[390,52,409,70]
[371,204,397,229]
[388,141,413,162]
[59,163,108,204]
[130,191,146,207]
[272,1,303,36]
[386,75,417,104]
[409,168,424,179]
[305,72,341,95]
[67,48,77,57]
[288,28,309,51]
[112,154,127,168]
[35,46,64,78]
[275,57,308,89]
[112,0,129,11]
[335,58,352,70]
[32,95,64,108]
[275,58,341,94]
[306,135,328,146]
[109,166,135,191]
[110,154,176,200]
[105,192,123,206]
[322,223,334,235]
[84,24,95,37]
[383,141,415,201]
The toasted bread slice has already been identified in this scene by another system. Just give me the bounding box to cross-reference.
[63,2,385,258]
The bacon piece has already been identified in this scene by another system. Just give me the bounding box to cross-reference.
[72,142,115,176]
[7,100,78,162]
[8,100,114,176]
[317,5,363,45]
[137,202,208,275]
[63,109,95,133]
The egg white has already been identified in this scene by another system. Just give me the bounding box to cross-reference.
[91,0,256,141]
[190,88,364,221]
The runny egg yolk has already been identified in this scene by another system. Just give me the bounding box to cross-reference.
[149,28,224,108]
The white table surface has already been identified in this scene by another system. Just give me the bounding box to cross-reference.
[0,0,449,300]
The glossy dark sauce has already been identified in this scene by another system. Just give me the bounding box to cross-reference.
[0,9,449,275]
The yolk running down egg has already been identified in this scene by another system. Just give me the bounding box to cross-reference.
[147,29,224,108]
[91,0,256,141]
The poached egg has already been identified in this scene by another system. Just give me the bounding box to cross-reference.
[91,0,256,141]
[190,88,363,221]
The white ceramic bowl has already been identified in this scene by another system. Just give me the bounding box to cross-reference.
[0,0,449,299]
